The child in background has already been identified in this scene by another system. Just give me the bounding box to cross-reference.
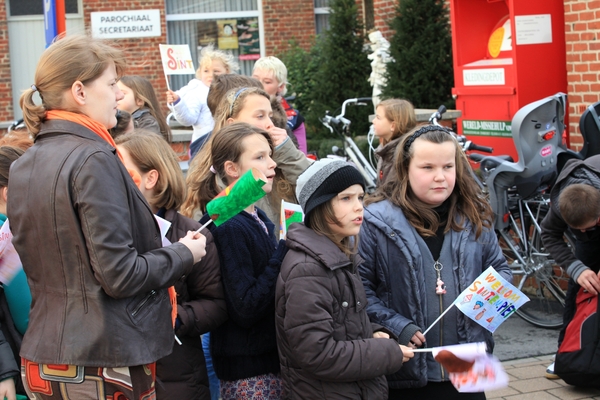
[275,159,413,399]
[372,98,417,185]
[117,75,172,142]
[359,125,511,399]
[540,156,600,380]
[115,131,227,400]
[183,86,311,226]
[253,56,307,154]
[166,45,239,153]
[197,123,287,399]
[0,146,32,399]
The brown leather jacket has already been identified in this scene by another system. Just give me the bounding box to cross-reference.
[7,120,194,367]
[275,223,405,399]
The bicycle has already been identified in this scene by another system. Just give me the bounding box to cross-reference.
[321,98,378,193]
[433,93,570,329]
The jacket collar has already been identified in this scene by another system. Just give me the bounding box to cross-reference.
[286,223,359,271]
[375,136,402,159]
[36,120,117,154]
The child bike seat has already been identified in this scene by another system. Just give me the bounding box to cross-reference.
[481,93,567,230]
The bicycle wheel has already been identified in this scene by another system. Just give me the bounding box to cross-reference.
[497,201,570,328]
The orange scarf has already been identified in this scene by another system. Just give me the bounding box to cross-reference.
[45,110,178,327]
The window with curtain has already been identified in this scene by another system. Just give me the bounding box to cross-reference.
[166,0,260,90]
[314,0,330,34]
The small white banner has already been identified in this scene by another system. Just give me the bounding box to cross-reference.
[91,10,161,39]
[515,14,552,45]
[463,68,505,86]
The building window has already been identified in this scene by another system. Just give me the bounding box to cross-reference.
[314,0,330,34]
[166,0,262,89]
[8,0,78,16]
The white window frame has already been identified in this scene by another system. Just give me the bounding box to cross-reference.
[165,4,265,59]
[314,6,330,34]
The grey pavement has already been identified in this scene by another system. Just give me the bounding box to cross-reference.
[486,355,600,399]
[493,313,560,362]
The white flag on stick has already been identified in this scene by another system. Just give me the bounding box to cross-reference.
[430,342,509,392]
[454,267,529,333]
[424,267,529,335]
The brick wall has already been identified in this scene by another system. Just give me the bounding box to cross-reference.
[0,2,12,123]
[369,0,590,151]
[564,0,600,150]
[83,0,169,116]
[373,0,397,39]
[262,0,316,54]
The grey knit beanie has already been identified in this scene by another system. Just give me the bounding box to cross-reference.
[296,159,365,224]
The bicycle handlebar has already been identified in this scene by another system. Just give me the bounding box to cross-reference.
[428,104,493,154]
[468,143,494,153]
[469,153,485,162]
[339,97,372,120]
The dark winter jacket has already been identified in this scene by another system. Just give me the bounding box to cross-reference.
[276,223,405,399]
[375,136,401,186]
[132,108,161,136]
[8,120,195,366]
[205,209,286,381]
[359,200,511,389]
[0,290,21,393]
[541,154,600,281]
[156,209,227,400]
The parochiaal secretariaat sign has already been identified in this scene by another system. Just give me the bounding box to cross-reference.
[91,10,161,39]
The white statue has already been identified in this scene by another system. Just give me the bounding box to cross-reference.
[367,31,393,110]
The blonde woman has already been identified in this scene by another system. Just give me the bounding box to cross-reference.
[9,35,206,399]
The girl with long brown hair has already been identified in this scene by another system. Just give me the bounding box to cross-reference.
[359,125,511,399]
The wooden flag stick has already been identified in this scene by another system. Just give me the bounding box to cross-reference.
[411,348,435,353]
[423,303,455,335]
[194,219,213,235]
[164,72,171,92]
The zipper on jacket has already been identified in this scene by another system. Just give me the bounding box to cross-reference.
[439,294,445,380]
[131,290,157,317]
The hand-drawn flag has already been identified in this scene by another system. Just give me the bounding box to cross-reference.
[431,342,509,393]
[280,200,304,239]
[206,168,267,226]
[159,44,196,75]
[454,267,529,332]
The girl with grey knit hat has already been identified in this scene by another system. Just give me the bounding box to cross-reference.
[274,158,413,399]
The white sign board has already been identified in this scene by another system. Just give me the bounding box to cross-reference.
[463,68,505,86]
[515,14,552,45]
[91,10,161,39]
[159,44,196,75]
